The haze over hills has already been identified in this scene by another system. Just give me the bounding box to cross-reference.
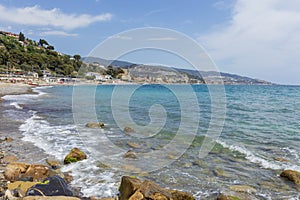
[83,57,272,85]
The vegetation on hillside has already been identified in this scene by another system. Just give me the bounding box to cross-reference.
[0,32,82,76]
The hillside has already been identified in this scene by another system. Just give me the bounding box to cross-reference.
[83,57,272,85]
[0,31,82,76]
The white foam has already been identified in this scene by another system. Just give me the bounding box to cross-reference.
[10,102,23,109]
[217,140,300,171]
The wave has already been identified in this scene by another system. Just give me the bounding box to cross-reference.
[217,140,300,171]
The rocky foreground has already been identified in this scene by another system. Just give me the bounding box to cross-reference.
[1,142,300,200]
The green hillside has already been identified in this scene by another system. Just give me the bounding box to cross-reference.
[0,31,82,76]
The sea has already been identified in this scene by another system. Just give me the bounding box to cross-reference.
[1,84,300,199]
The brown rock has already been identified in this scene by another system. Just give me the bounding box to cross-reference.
[5,137,13,142]
[127,142,140,149]
[129,191,144,200]
[123,150,137,159]
[4,162,49,182]
[46,159,60,169]
[119,176,142,200]
[25,164,50,181]
[229,185,257,193]
[280,170,300,185]
[86,122,105,128]
[124,126,134,134]
[4,162,28,181]
[138,180,170,199]
[274,157,289,162]
[64,147,87,164]
[217,194,241,200]
[170,190,195,200]
[2,155,19,163]
[7,181,38,193]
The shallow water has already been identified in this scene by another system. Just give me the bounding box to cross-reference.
[2,84,300,199]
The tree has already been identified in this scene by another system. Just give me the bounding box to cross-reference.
[19,32,25,42]
[38,39,49,47]
[73,54,81,61]
[46,45,54,50]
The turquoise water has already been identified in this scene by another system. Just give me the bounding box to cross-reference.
[3,84,300,199]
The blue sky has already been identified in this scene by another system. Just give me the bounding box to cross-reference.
[0,0,299,84]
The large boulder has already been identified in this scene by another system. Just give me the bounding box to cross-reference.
[86,122,105,128]
[23,197,80,200]
[119,176,195,200]
[119,176,142,200]
[4,162,49,182]
[280,170,300,185]
[26,175,74,196]
[64,148,87,164]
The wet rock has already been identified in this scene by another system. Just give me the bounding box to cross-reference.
[280,170,300,185]
[7,181,38,195]
[97,162,110,169]
[2,155,19,164]
[63,172,74,184]
[26,175,73,196]
[119,176,142,200]
[274,157,290,162]
[86,122,105,128]
[64,148,87,164]
[5,137,13,142]
[119,176,194,200]
[123,150,137,159]
[46,159,60,169]
[229,185,257,193]
[127,142,140,149]
[217,194,241,200]
[123,127,134,134]
[23,197,81,200]
[4,162,49,182]
[4,189,18,200]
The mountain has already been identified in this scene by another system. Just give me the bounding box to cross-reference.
[83,57,272,85]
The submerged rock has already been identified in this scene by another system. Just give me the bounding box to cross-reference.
[217,194,241,200]
[274,157,290,162]
[229,185,257,193]
[86,122,105,128]
[23,196,81,200]
[280,170,300,185]
[2,155,19,164]
[119,176,195,200]
[123,150,137,159]
[4,162,49,182]
[123,126,134,134]
[64,148,87,164]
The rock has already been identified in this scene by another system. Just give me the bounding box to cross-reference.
[26,175,73,196]
[7,181,38,195]
[229,185,257,193]
[119,176,195,200]
[4,162,49,182]
[23,197,81,200]
[217,194,241,200]
[4,189,19,200]
[64,147,87,164]
[280,170,300,185]
[123,150,137,159]
[169,190,195,200]
[63,172,74,184]
[124,126,134,134]
[5,137,13,142]
[86,122,105,128]
[274,157,290,162]
[4,162,28,181]
[2,155,19,163]
[127,142,140,149]
[119,176,142,200]
[46,159,60,169]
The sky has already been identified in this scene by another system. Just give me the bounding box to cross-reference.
[0,0,299,84]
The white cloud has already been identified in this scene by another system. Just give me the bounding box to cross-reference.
[200,0,300,84]
[41,31,78,37]
[0,4,113,30]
